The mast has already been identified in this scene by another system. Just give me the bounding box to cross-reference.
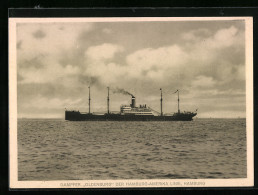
[178,90,180,113]
[175,89,180,113]
[107,87,110,114]
[88,86,91,114]
[160,88,163,116]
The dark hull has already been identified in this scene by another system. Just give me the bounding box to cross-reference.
[65,111,197,121]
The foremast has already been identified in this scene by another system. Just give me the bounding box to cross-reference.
[88,86,91,114]
[107,87,110,114]
[160,88,163,116]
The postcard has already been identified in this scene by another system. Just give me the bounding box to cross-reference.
[9,17,253,188]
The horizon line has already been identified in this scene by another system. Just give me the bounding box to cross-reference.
[17,117,246,119]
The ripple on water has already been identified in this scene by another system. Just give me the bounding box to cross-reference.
[18,119,247,180]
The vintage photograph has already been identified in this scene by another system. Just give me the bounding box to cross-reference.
[9,17,253,188]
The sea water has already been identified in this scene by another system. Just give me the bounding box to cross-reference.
[18,118,246,180]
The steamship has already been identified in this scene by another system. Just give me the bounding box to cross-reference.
[65,87,197,121]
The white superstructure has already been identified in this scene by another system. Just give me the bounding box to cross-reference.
[120,105,154,115]
[120,96,154,116]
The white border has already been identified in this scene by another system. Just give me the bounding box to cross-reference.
[9,17,254,188]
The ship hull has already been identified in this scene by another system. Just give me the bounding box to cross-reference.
[65,111,197,121]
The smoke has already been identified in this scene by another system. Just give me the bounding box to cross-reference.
[112,87,134,97]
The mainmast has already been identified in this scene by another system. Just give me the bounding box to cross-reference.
[107,87,110,114]
[88,86,91,114]
[160,88,163,116]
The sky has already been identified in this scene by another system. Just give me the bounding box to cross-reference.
[16,19,246,118]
